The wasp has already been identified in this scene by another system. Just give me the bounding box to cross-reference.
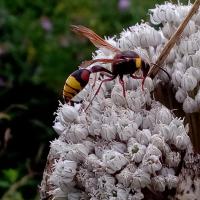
[63,25,169,107]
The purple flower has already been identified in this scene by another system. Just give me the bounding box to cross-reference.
[118,0,130,12]
[40,16,53,32]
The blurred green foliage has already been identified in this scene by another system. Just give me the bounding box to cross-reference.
[0,0,170,90]
[0,0,191,199]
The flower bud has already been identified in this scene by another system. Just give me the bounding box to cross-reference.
[110,141,127,154]
[65,144,89,162]
[84,154,103,171]
[53,122,66,135]
[182,20,196,37]
[186,67,200,82]
[179,38,198,55]
[51,159,77,185]
[119,30,136,50]
[165,48,176,63]
[183,96,198,113]
[88,120,102,136]
[162,22,175,38]
[60,104,78,123]
[142,155,162,174]
[181,73,197,92]
[182,54,193,67]
[116,167,134,187]
[149,3,177,24]
[165,174,178,189]
[102,150,128,174]
[65,124,88,143]
[175,134,191,150]
[136,129,151,145]
[153,124,170,141]
[128,142,146,163]
[151,134,171,154]
[119,123,137,141]
[151,175,166,192]
[143,77,154,92]
[98,174,115,190]
[111,85,127,107]
[131,169,151,189]
[101,124,117,141]
[156,106,172,125]
[142,114,155,129]
[126,77,140,90]
[165,152,181,167]
[174,62,186,72]
[175,87,187,103]
[144,144,162,158]
[172,70,184,88]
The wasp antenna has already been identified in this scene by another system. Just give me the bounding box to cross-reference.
[151,63,170,80]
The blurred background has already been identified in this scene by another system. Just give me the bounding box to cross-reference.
[0,0,189,199]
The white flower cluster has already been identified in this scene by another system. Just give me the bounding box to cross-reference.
[49,80,192,199]
[43,2,200,199]
[119,23,163,50]
[150,2,200,113]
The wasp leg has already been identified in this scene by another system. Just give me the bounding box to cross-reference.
[130,74,143,79]
[91,73,98,89]
[92,73,114,89]
[141,77,147,91]
[90,65,113,89]
[85,75,117,111]
[119,75,126,97]
[90,65,113,74]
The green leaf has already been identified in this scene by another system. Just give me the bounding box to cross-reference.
[2,169,19,183]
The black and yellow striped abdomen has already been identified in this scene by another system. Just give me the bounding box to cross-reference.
[63,68,91,103]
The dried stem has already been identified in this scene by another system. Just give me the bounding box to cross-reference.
[150,0,200,78]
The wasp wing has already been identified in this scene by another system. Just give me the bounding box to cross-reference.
[81,58,114,67]
[71,25,120,53]
[80,58,125,68]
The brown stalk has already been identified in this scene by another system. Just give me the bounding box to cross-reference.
[150,0,200,78]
